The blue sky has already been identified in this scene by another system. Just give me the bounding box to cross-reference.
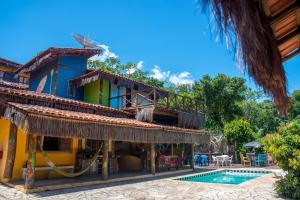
[0,0,299,93]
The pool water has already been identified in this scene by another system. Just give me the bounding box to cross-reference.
[176,170,270,185]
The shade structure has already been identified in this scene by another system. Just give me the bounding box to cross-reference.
[243,141,262,148]
[2,102,210,144]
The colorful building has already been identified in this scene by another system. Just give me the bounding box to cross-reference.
[0,47,209,192]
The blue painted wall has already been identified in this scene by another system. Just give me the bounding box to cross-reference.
[29,60,56,94]
[57,56,86,100]
[110,84,126,109]
[29,56,86,100]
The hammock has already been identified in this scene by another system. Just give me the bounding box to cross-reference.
[38,140,103,178]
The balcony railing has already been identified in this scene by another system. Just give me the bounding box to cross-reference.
[109,88,204,114]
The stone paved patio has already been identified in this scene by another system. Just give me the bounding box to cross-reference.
[0,168,286,200]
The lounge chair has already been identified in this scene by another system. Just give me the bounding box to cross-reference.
[240,154,251,167]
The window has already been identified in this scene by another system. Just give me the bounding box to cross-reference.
[26,136,72,152]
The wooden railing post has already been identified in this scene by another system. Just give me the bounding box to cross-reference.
[25,134,37,189]
[150,143,155,175]
[3,123,18,183]
[102,140,109,180]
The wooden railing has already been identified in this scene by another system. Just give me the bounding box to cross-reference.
[108,88,204,113]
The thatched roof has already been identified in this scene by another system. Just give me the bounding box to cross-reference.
[199,0,300,116]
[0,86,130,118]
[16,48,101,73]
[3,102,210,144]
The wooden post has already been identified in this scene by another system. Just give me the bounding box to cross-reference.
[153,88,157,105]
[3,123,18,182]
[171,144,174,156]
[25,134,37,189]
[150,143,155,175]
[102,140,109,180]
[191,143,195,169]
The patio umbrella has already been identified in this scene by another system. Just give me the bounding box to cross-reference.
[243,141,262,148]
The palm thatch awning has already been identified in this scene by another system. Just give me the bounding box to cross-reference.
[3,102,210,144]
[199,0,300,116]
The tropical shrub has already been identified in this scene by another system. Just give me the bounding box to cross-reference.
[224,119,254,160]
[263,121,300,199]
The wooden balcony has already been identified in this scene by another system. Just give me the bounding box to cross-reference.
[108,88,204,115]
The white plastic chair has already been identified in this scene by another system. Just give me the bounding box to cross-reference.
[212,156,218,166]
[226,156,233,167]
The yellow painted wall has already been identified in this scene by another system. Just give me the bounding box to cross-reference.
[0,118,79,181]
[0,118,10,180]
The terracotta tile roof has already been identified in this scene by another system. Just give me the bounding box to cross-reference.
[0,80,28,90]
[70,68,169,96]
[0,86,129,116]
[7,102,208,135]
[17,47,101,73]
[0,57,23,70]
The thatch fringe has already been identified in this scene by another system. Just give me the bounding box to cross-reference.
[25,114,210,144]
[178,111,205,129]
[4,106,27,130]
[199,0,289,115]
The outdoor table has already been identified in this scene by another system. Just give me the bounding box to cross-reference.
[215,155,229,167]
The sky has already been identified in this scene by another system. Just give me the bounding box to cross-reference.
[0,0,299,93]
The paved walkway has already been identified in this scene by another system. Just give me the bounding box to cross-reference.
[0,169,286,200]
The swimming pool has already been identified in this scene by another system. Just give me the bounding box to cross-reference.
[176,170,271,185]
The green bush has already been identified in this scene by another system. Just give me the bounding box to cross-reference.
[263,121,300,200]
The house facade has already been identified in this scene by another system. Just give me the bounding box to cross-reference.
[0,47,209,192]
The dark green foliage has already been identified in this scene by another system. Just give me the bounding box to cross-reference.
[193,74,247,132]
[289,90,300,120]
[87,58,164,88]
[224,119,254,153]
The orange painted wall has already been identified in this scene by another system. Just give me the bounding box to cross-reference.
[0,118,10,180]
[0,118,79,181]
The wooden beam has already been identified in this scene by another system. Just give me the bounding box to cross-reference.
[270,1,300,25]
[277,26,300,46]
[283,48,300,61]
[2,123,18,182]
[25,134,37,189]
[150,143,155,175]
[191,143,195,169]
[102,140,109,180]
[53,58,60,95]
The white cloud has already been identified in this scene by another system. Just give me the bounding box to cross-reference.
[89,44,118,61]
[150,66,194,85]
[150,65,170,81]
[169,71,194,85]
[136,60,144,69]
[127,60,144,75]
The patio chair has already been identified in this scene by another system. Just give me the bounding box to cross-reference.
[240,154,251,167]
[225,156,233,167]
[194,155,200,166]
[200,155,208,166]
[212,156,218,166]
[255,154,268,167]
